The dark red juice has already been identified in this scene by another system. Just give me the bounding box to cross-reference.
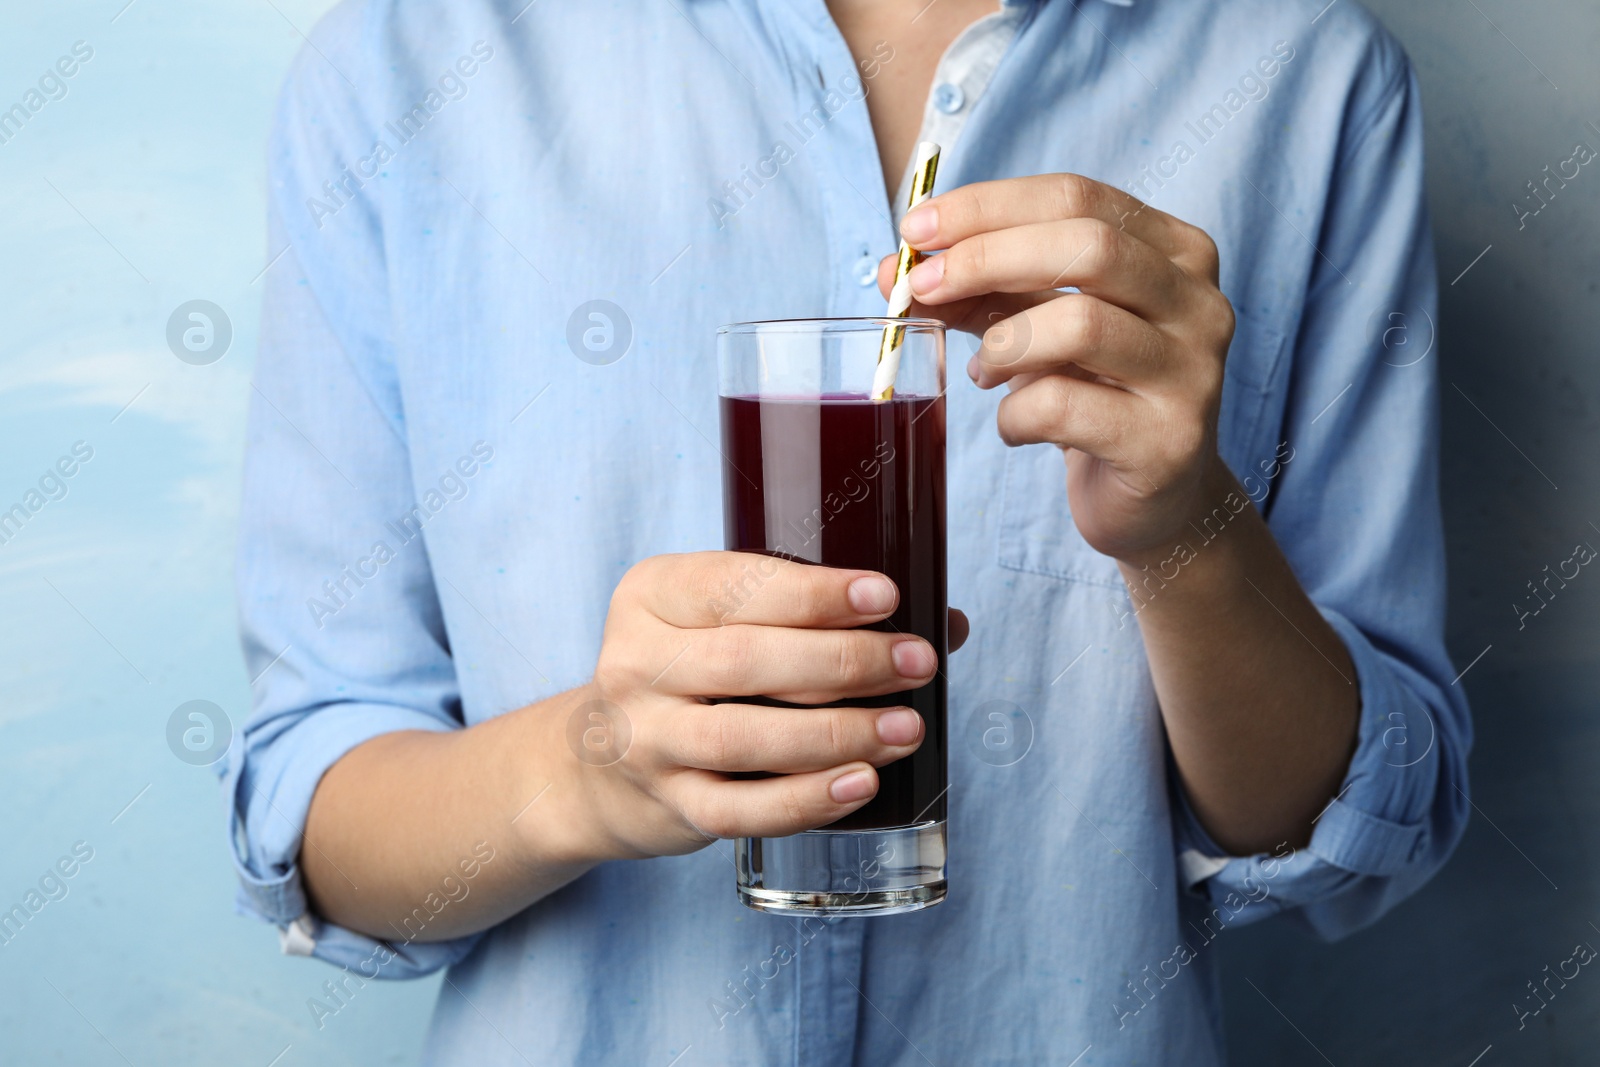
[719,394,947,830]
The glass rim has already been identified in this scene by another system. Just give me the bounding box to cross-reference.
[717,316,945,335]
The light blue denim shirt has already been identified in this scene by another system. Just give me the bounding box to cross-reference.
[228,0,1470,1062]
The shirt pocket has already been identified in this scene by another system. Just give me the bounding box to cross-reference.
[996,309,1288,587]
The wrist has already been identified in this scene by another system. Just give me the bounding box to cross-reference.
[1115,452,1249,584]
[501,685,621,874]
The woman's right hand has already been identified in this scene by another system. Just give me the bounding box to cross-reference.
[551,551,948,861]
[302,550,966,943]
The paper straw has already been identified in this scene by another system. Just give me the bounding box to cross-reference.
[871,141,942,401]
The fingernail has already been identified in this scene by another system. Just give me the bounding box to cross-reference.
[907,256,944,297]
[892,639,937,678]
[830,769,877,803]
[847,575,897,615]
[899,206,937,244]
[876,708,922,746]
[966,355,981,383]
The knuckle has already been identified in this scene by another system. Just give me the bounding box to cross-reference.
[995,391,1028,447]
[1002,377,1072,446]
[1040,375,1075,428]
[705,629,756,693]
[1188,225,1221,273]
[1110,189,1147,231]
[956,234,989,285]
[777,785,810,830]
[685,556,733,621]
[832,633,871,685]
[1077,217,1119,273]
[1066,298,1105,353]
[688,711,734,767]
[692,796,739,840]
[964,183,999,232]
[1052,172,1091,219]
[795,565,833,623]
[825,710,854,761]
[1210,292,1237,352]
[613,558,650,608]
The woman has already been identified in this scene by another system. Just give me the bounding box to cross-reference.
[229,0,1469,1061]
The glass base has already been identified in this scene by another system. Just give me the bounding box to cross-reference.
[735,821,946,917]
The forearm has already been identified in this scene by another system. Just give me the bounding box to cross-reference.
[1121,455,1358,854]
[301,686,605,942]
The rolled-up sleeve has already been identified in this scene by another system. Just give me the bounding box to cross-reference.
[1171,56,1472,940]
[225,17,482,977]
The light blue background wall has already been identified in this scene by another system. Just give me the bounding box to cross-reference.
[0,1,440,1063]
[1219,2,1600,1064]
[0,1,1593,1065]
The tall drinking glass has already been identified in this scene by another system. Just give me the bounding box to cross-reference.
[717,318,948,917]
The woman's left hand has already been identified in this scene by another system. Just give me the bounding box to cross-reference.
[879,173,1238,564]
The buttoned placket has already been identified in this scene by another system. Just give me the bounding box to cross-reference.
[741,1,1043,1063]
[740,2,1043,1063]
[888,0,1035,227]
[755,0,1041,323]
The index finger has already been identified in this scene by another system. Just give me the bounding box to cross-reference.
[632,551,900,630]
[899,173,1193,262]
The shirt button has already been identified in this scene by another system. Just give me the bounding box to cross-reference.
[933,82,966,114]
[855,253,878,287]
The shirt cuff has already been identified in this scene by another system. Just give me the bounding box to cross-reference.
[225,700,483,977]
[1169,607,1444,931]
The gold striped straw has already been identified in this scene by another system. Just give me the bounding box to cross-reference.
[871,141,942,401]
